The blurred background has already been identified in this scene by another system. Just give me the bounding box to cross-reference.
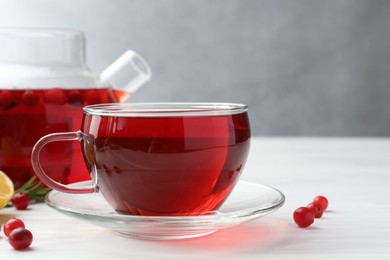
[0,0,389,136]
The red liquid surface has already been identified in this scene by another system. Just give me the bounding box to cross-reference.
[81,113,251,216]
[0,88,128,187]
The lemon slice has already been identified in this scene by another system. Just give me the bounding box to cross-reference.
[0,170,14,209]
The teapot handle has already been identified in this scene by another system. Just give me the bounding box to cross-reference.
[100,50,152,94]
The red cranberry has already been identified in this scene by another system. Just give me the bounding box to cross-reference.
[8,228,33,250]
[307,202,324,218]
[0,90,17,109]
[293,207,314,228]
[44,89,66,104]
[313,196,328,211]
[12,192,31,210]
[84,90,101,105]
[4,218,25,237]
[67,90,84,105]
[21,91,39,106]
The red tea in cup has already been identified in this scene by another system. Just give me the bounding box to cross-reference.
[32,103,251,216]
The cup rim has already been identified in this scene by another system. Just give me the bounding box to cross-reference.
[83,102,248,117]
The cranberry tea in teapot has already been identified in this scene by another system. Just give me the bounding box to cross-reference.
[0,28,151,187]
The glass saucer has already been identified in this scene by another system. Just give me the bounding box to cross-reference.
[45,180,285,240]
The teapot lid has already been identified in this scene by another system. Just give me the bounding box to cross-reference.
[0,28,100,88]
[0,27,85,67]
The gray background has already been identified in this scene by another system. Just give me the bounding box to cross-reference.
[1,0,389,136]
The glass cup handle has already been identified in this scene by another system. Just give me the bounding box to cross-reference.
[100,50,152,94]
[31,131,97,194]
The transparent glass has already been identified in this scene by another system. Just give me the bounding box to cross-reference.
[45,180,285,240]
[0,28,151,188]
[83,102,249,117]
[0,27,151,89]
[32,102,251,217]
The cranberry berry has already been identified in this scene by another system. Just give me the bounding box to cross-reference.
[8,228,33,250]
[307,202,324,218]
[3,218,25,237]
[67,90,84,105]
[84,90,101,105]
[0,90,17,109]
[21,91,39,106]
[313,195,328,211]
[12,192,31,210]
[293,207,314,228]
[44,89,66,104]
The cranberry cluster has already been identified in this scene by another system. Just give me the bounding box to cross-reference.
[293,195,329,228]
[0,193,33,250]
[1,218,33,250]
[0,88,103,110]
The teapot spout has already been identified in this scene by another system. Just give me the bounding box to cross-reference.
[100,50,152,94]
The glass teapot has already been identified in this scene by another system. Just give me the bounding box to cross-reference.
[0,28,152,187]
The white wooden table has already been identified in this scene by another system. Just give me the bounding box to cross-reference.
[1,137,389,259]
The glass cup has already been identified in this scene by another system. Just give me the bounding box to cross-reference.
[31,103,251,216]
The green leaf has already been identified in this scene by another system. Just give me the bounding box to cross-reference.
[14,176,51,203]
